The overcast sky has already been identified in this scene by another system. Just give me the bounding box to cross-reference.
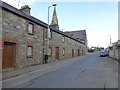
[2,0,119,48]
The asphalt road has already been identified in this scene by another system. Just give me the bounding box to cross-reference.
[17,53,118,88]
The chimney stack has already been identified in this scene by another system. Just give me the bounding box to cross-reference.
[20,5,31,15]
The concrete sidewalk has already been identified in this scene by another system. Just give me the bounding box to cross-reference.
[2,54,88,81]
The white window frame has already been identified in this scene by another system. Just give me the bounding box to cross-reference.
[27,45,33,57]
[28,23,34,34]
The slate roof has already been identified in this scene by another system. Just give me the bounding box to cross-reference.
[70,30,87,41]
[1,1,84,44]
[65,30,87,41]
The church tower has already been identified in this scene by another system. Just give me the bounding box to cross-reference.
[50,6,59,30]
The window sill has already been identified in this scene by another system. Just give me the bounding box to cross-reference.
[28,33,34,35]
[27,56,33,58]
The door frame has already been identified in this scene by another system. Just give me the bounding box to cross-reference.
[2,38,18,70]
[55,47,59,60]
[78,49,80,56]
[72,49,74,57]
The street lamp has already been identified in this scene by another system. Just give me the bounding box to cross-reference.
[108,34,112,47]
[44,4,57,63]
[47,4,57,38]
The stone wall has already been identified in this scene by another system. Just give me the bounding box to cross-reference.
[109,45,120,60]
[2,10,44,68]
[0,2,2,71]
[49,31,83,62]
[0,1,2,89]
[2,7,86,70]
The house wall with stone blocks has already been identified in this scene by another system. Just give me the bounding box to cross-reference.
[48,31,83,62]
[1,2,86,70]
[2,10,44,68]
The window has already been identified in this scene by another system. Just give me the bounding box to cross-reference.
[27,45,33,57]
[63,36,65,43]
[49,47,52,56]
[69,49,71,55]
[28,22,34,34]
[63,48,65,56]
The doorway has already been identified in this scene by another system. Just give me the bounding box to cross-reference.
[2,42,16,70]
[78,49,80,56]
[72,49,74,57]
[55,47,59,60]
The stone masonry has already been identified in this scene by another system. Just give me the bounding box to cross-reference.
[1,2,87,71]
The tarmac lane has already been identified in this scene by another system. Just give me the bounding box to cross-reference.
[15,53,118,88]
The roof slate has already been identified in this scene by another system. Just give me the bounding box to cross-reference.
[1,1,84,44]
[70,30,87,41]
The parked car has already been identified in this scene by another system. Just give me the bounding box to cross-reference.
[88,49,95,52]
[100,50,108,57]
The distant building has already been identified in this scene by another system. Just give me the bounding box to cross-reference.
[65,30,88,54]
[109,40,120,60]
[1,2,87,70]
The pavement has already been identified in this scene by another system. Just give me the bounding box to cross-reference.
[2,52,118,88]
[15,52,118,88]
[2,53,92,88]
[2,54,88,80]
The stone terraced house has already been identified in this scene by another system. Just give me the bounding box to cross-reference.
[0,2,87,71]
[65,30,88,55]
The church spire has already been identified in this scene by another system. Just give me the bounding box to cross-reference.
[50,6,59,30]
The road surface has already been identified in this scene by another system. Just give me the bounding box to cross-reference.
[16,53,118,88]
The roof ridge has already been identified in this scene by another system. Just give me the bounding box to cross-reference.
[1,1,85,44]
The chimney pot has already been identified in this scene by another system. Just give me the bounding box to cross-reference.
[20,5,31,15]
